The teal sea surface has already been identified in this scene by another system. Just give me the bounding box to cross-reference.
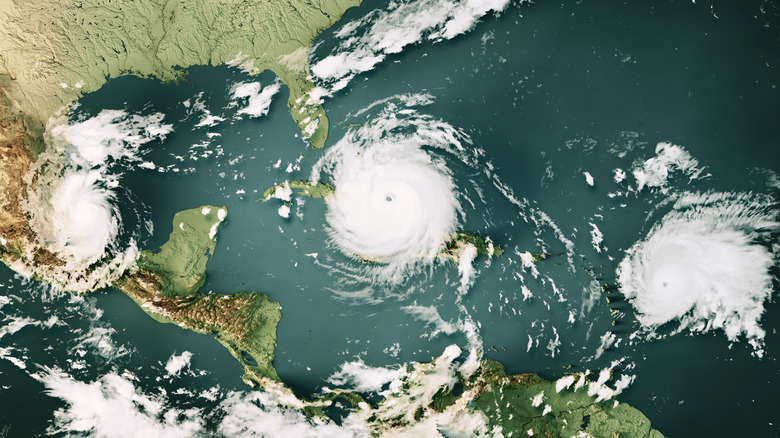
[1,0,778,436]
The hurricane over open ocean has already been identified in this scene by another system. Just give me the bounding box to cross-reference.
[0,0,778,437]
[619,190,779,357]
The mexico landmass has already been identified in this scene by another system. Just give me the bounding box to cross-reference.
[0,1,667,436]
[0,0,360,290]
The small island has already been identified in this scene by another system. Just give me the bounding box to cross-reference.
[261,179,336,202]
[261,181,518,265]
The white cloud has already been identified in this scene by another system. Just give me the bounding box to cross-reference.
[613,168,626,183]
[401,304,458,337]
[328,359,403,394]
[0,316,41,340]
[456,243,478,293]
[34,368,204,437]
[71,325,128,362]
[589,222,604,253]
[220,345,489,437]
[49,170,119,262]
[195,113,225,128]
[164,351,193,377]
[0,347,27,369]
[53,109,172,169]
[310,95,467,285]
[583,171,594,186]
[594,331,616,360]
[632,142,707,192]
[618,191,780,357]
[312,0,513,93]
[22,110,171,291]
[531,390,544,407]
[185,92,226,128]
[218,391,367,437]
[230,81,281,118]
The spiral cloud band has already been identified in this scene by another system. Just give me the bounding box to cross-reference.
[617,191,779,356]
[311,95,467,283]
[323,145,458,262]
[23,109,172,291]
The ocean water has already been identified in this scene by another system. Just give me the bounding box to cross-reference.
[1,0,778,436]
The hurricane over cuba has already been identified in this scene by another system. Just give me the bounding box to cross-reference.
[311,95,467,284]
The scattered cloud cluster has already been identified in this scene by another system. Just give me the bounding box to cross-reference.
[311,0,513,93]
[229,81,281,118]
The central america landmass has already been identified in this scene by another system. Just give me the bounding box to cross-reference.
[0,0,667,435]
[117,204,663,437]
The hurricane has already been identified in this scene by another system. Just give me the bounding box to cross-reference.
[311,95,468,284]
[21,109,172,291]
[48,170,120,262]
[287,94,595,363]
[320,142,458,262]
[617,191,780,356]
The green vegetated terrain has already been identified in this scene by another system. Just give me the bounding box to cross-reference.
[262,179,336,202]
[0,0,363,304]
[114,205,665,437]
[0,1,668,434]
[115,206,282,384]
[0,0,363,151]
[465,360,665,437]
